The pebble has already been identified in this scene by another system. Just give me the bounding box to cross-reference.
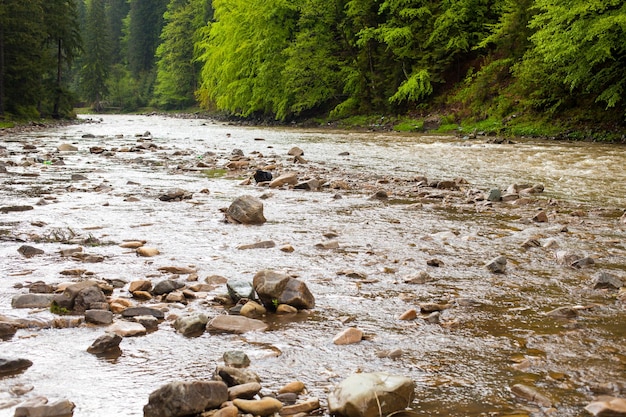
[333,327,363,345]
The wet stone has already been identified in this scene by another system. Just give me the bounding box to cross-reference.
[233,397,283,417]
[225,195,266,224]
[333,327,363,345]
[593,272,623,290]
[85,309,114,325]
[485,256,507,273]
[121,306,165,320]
[87,332,122,354]
[12,293,54,309]
[0,358,33,376]
[214,366,261,387]
[144,381,228,417]
[223,350,251,368]
[153,279,184,295]
[17,245,44,258]
[228,382,262,400]
[14,399,76,417]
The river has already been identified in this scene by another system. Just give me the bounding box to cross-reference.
[0,114,624,417]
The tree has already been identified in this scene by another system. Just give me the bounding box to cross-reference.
[154,0,213,109]
[80,0,111,111]
[196,0,298,118]
[522,0,626,112]
[126,0,168,77]
[0,0,45,117]
[42,0,82,118]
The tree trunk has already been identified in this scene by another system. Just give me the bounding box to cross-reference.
[0,27,5,116]
[52,38,62,119]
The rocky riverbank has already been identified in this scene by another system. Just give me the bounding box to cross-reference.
[1,115,625,417]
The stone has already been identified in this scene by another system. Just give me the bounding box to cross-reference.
[585,396,626,416]
[159,188,193,202]
[173,313,209,337]
[253,170,273,184]
[555,250,583,266]
[17,245,44,258]
[269,173,298,188]
[212,405,239,417]
[510,383,552,407]
[287,147,304,157]
[14,399,75,417]
[0,322,17,340]
[233,397,283,416]
[133,315,159,331]
[533,211,549,223]
[294,179,320,191]
[333,327,363,345]
[165,291,186,303]
[121,306,165,319]
[486,189,501,202]
[228,382,262,400]
[208,315,268,333]
[593,272,623,290]
[237,240,276,250]
[58,143,78,152]
[29,281,55,294]
[52,281,105,312]
[403,271,430,284]
[327,372,415,417]
[129,280,152,293]
[137,247,160,257]
[315,240,339,249]
[157,266,196,275]
[153,279,185,295]
[11,294,54,309]
[253,269,315,310]
[132,291,153,300]
[369,190,388,200]
[214,366,261,386]
[398,309,417,321]
[280,398,320,416]
[280,245,295,253]
[223,350,250,368]
[144,381,228,417]
[276,304,298,314]
[545,306,578,319]
[239,301,267,318]
[419,303,449,313]
[485,256,506,273]
[119,241,146,249]
[85,310,113,325]
[226,278,256,303]
[106,321,147,337]
[0,358,33,376]
[278,381,306,395]
[87,332,122,354]
[226,195,266,224]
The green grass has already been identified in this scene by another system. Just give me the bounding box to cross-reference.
[393,118,424,132]
[0,121,15,129]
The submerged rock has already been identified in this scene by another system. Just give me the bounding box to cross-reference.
[87,332,122,354]
[485,256,507,273]
[207,315,268,334]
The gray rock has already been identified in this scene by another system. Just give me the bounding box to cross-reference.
[294,179,320,191]
[485,256,507,273]
[28,281,55,294]
[214,366,261,387]
[227,382,262,400]
[252,269,315,310]
[173,313,209,337]
[207,315,268,334]
[487,189,501,202]
[159,188,193,202]
[17,245,44,258]
[0,357,33,375]
[0,321,17,340]
[85,310,114,325]
[236,240,276,250]
[52,281,105,312]
[153,279,185,295]
[226,195,266,224]
[121,307,165,320]
[223,350,250,368]
[144,381,228,417]
[133,315,160,331]
[226,278,256,303]
[11,294,54,309]
[87,332,122,354]
[14,399,76,417]
[593,272,623,290]
[327,372,415,417]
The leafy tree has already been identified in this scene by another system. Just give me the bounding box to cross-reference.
[196,0,298,118]
[521,0,626,113]
[80,0,111,111]
[154,0,213,109]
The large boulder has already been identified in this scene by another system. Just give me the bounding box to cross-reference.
[252,270,315,310]
[12,294,55,309]
[226,278,256,303]
[226,195,266,225]
[143,381,228,417]
[327,372,415,417]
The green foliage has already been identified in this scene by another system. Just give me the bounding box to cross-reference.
[126,0,168,77]
[80,0,111,111]
[393,118,424,132]
[50,301,70,315]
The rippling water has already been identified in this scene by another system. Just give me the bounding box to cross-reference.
[0,115,624,417]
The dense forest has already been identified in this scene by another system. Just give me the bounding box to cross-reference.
[0,0,625,136]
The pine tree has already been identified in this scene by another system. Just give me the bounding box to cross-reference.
[80,0,111,111]
[126,0,168,77]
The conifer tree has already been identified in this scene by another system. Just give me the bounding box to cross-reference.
[80,0,111,111]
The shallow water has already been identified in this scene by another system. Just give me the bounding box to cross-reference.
[0,114,624,417]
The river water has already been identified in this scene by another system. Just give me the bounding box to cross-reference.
[0,114,624,417]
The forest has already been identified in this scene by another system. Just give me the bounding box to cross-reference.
[0,0,625,137]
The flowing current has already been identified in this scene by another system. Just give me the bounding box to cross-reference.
[0,114,624,417]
